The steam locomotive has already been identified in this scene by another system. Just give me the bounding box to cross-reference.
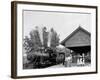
[27,47,65,68]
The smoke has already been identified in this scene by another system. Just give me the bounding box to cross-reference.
[36,26,43,46]
[35,26,55,47]
[48,30,53,47]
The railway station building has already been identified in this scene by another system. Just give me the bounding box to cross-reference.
[61,27,91,65]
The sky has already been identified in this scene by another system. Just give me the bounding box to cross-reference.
[23,10,91,42]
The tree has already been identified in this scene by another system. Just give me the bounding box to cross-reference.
[23,36,34,53]
[23,26,42,53]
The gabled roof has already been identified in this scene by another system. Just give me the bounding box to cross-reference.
[60,26,91,46]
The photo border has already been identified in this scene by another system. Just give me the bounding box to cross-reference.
[11,1,98,79]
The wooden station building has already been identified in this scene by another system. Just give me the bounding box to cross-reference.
[61,27,91,63]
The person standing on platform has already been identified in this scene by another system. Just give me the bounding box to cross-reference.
[64,54,72,67]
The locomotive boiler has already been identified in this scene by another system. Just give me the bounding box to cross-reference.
[27,47,65,68]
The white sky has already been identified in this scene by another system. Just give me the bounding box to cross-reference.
[23,10,91,42]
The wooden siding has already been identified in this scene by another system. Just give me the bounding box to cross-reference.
[65,29,90,47]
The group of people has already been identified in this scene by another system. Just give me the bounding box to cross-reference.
[63,54,72,67]
[63,53,85,67]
